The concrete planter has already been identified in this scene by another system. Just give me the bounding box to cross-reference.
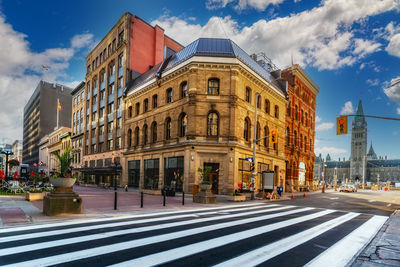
[226,195,246,202]
[49,177,76,188]
[26,191,49,201]
[199,184,212,191]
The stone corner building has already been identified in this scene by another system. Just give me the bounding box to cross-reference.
[123,38,288,194]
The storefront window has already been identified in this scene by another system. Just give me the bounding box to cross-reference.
[258,162,269,190]
[164,156,184,192]
[144,159,159,189]
[128,160,140,188]
[238,158,251,191]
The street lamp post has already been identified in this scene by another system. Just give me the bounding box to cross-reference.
[334,166,337,191]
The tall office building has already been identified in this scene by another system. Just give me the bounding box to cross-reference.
[22,81,73,166]
[80,12,183,185]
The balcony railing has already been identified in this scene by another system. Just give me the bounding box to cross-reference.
[108,94,114,104]
[108,113,114,121]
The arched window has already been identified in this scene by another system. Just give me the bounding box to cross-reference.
[180,81,188,98]
[304,136,307,151]
[286,127,290,145]
[300,134,303,149]
[208,78,219,95]
[151,122,157,143]
[305,112,308,126]
[265,99,270,114]
[143,124,148,145]
[244,117,251,141]
[274,105,279,119]
[127,128,132,147]
[166,88,173,103]
[264,126,269,149]
[179,113,187,137]
[246,87,251,103]
[257,95,261,109]
[134,126,139,146]
[301,110,304,124]
[128,106,132,118]
[295,105,298,120]
[294,131,297,147]
[207,112,219,136]
[287,101,291,117]
[135,102,140,116]
[310,116,313,129]
[165,117,171,140]
[256,122,261,144]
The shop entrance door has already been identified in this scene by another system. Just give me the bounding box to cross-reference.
[204,163,219,194]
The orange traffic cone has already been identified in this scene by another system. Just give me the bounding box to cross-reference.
[267,192,271,199]
[291,194,294,199]
[303,193,306,197]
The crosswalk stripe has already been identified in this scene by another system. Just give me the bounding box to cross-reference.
[0,205,294,255]
[2,207,315,266]
[214,212,360,266]
[109,209,334,267]
[304,215,388,266]
[0,204,282,243]
[0,202,268,234]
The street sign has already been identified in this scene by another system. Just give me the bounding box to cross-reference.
[245,157,254,163]
[336,116,348,135]
[270,129,278,143]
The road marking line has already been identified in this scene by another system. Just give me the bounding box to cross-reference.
[109,209,334,267]
[2,207,315,266]
[214,212,359,267]
[304,215,388,267]
[368,200,376,203]
[0,202,270,234]
[0,204,281,243]
[0,206,293,255]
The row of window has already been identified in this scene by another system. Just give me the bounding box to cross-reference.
[285,127,313,152]
[287,102,314,128]
[73,91,85,107]
[246,87,280,119]
[86,137,122,155]
[243,118,277,150]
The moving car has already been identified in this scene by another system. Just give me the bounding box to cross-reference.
[339,184,357,192]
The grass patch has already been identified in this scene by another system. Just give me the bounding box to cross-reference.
[0,189,26,195]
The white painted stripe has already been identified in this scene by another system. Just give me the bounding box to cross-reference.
[0,205,293,255]
[0,202,269,234]
[3,207,315,266]
[305,215,388,267]
[0,204,280,243]
[215,212,360,267]
[110,209,334,267]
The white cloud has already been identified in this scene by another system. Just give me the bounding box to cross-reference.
[315,115,322,123]
[0,14,93,142]
[71,33,95,49]
[206,0,283,11]
[384,76,400,105]
[316,122,334,131]
[397,107,400,115]
[386,33,400,57]
[366,78,379,86]
[340,101,354,115]
[156,0,400,70]
[315,146,347,156]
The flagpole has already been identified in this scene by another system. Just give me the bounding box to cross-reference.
[57,98,60,129]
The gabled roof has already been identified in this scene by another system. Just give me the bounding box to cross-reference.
[125,38,285,96]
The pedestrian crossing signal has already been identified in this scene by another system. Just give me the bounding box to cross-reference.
[336,116,348,135]
[270,129,277,144]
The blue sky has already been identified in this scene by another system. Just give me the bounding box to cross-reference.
[0,0,399,160]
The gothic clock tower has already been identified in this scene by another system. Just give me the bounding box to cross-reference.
[350,100,367,181]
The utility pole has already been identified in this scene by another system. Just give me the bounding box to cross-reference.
[362,155,366,189]
[334,166,337,191]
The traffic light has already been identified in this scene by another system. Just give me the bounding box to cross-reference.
[270,129,278,144]
[250,162,255,172]
[336,116,348,135]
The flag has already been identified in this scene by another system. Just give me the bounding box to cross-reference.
[41,65,48,71]
[57,99,61,111]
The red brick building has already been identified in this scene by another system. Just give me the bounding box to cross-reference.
[281,64,319,192]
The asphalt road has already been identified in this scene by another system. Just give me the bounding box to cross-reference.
[285,190,400,216]
[0,200,391,266]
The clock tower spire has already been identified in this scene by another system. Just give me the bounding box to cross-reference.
[350,99,367,181]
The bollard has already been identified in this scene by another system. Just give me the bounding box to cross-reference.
[163,190,166,206]
[140,191,143,208]
[182,191,185,206]
[114,191,118,210]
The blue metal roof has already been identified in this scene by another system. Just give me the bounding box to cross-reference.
[126,38,282,95]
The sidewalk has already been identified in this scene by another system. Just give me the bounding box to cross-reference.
[0,186,267,228]
[352,210,400,266]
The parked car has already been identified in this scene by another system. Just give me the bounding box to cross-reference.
[339,184,357,192]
